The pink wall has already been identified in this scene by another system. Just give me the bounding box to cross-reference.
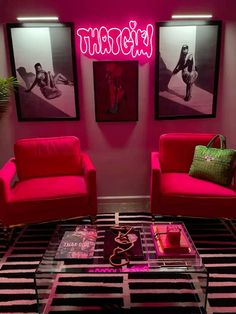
[1,0,236,197]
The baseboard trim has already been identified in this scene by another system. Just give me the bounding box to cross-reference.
[97,195,150,213]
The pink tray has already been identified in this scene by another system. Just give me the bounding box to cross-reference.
[151,224,197,258]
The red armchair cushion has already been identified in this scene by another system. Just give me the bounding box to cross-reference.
[159,133,221,173]
[160,173,236,217]
[10,175,88,202]
[161,173,236,197]
[14,136,82,180]
[7,175,89,226]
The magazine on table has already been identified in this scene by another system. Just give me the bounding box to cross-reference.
[55,225,97,260]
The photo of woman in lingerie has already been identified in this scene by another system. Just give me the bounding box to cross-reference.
[25,63,73,100]
[7,23,79,121]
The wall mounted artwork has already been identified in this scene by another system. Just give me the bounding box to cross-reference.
[155,20,221,120]
[7,22,79,121]
[93,61,138,122]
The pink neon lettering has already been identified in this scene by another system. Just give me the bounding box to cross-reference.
[100,26,111,54]
[77,28,100,55]
[88,28,100,55]
[108,28,121,55]
[120,27,133,55]
[88,265,149,273]
[77,21,153,58]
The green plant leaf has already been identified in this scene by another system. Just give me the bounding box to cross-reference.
[0,76,18,102]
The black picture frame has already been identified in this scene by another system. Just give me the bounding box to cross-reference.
[155,20,221,120]
[7,22,79,121]
[93,61,138,122]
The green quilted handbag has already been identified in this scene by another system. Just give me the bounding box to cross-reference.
[189,134,236,186]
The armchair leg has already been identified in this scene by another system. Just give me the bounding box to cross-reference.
[3,227,14,247]
[89,216,96,225]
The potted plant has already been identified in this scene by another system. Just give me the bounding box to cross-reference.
[0,76,18,118]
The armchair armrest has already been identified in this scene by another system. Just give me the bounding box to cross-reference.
[151,152,161,171]
[0,158,16,204]
[150,152,161,212]
[81,152,97,213]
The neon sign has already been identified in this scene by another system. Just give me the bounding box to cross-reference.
[88,265,149,273]
[77,21,153,59]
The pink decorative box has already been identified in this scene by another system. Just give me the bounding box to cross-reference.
[151,223,196,257]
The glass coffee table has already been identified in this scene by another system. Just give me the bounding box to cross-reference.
[35,222,208,313]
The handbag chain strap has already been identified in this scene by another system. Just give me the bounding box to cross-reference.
[207,134,226,149]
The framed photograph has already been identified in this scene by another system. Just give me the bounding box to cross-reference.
[93,61,138,122]
[155,20,221,119]
[7,22,79,121]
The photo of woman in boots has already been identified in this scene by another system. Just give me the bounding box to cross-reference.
[169,44,198,101]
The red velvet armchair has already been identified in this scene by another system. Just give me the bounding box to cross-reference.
[0,136,97,228]
[151,133,236,218]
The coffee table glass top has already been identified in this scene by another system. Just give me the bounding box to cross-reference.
[36,222,205,274]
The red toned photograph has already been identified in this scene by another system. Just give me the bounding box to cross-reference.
[93,61,138,122]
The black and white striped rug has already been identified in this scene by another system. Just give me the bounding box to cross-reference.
[0,213,236,314]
